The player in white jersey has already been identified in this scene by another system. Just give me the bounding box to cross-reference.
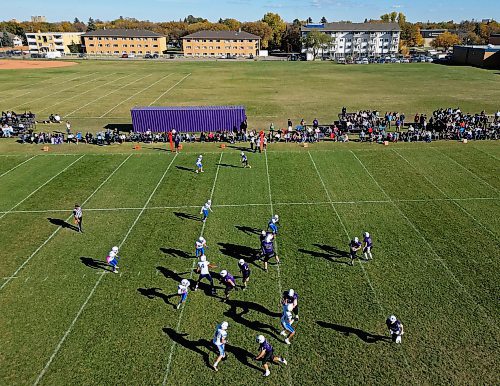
[212,321,228,371]
[176,279,190,309]
[200,199,212,222]
[106,248,120,274]
[195,236,207,257]
[195,255,217,294]
[195,155,204,173]
[280,303,295,344]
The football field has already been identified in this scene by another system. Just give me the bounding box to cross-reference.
[0,142,499,385]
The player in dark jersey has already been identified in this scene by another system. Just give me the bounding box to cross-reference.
[261,233,279,271]
[349,237,362,266]
[241,152,251,168]
[238,259,251,289]
[363,231,373,260]
[255,335,287,377]
[386,315,404,343]
[219,269,236,302]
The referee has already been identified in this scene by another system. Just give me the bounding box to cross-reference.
[73,203,83,233]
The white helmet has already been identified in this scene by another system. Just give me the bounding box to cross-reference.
[198,154,203,159]
[261,230,267,236]
[256,335,265,343]
[112,246,119,253]
[109,251,116,258]
[354,237,359,243]
[274,214,279,220]
[220,270,227,277]
[287,303,294,311]
[265,234,274,243]
[207,199,211,204]
[389,315,397,323]
[364,232,370,238]
[181,279,190,287]
[241,151,244,156]
[200,255,207,262]
[221,321,229,330]
[288,289,295,297]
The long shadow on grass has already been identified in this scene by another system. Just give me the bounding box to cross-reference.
[160,247,192,259]
[48,217,79,232]
[223,300,280,339]
[156,266,222,293]
[162,328,212,368]
[80,257,112,272]
[175,165,195,173]
[299,244,350,265]
[217,163,240,168]
[228,145,252,152]
[235,225,262,236]
[137,287,177,309]
[174,212,201,222]
[316,321,390,344]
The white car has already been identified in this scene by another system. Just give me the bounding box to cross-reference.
[426,57,434,62]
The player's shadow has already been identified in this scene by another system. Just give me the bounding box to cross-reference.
[162,328,212,369]
[47,217,78,231]
[156,266,191,284]
[174,212,201,222]
[218,242,258,263]
[217,163,240,168]
[235,225,261,236]
[160,247,192,259]
[227,299,281,318]
[80,256,112,272]
[314,244,350,258]
[175,165,195,173]
[225,345,261,371]
[224,301,280,339]
[316,321,390,344]
[137,287,177,309]
[299,244,350,265]
[228,145,251,151]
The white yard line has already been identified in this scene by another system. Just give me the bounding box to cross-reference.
[163,152,222,386]
[350,150,497,323]
[64,73,149,117]
[10,72,98,110]
[33,153,178,386]
[37,72,125,113]
[0,155,37,178]
[393,149,499,240]
[471,146,499,161]
[0,154,132,292]
[148,73,191,106]
[431,147,499,194]
[0,155,84,221]
[100,73,173,118]
[264,150,292,386]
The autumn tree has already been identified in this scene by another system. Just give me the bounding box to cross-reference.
[302,30,332,60]
[241,21,273,49]
[281,19,302,52]
[401,23,424,47]
[431,31,460,49]
[262,12,286,50]
[220,18,241,31]
[186,22,229,34]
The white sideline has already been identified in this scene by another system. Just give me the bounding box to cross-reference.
[471,146,499,161]
[162,152,223,386]
[264,149,292,386]
[0,154,132,292]
[0,155,37,178]
[33,153,178,386]
[10,72,98,110]
[100,73,173,117]
[148,73,191,106]
[37,72,126,113]
[392,149,499,241]
[0,155,84,221]
[65,73,149,117]
[350,150,497,323]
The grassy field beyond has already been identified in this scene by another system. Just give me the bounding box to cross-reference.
[0,142,498,385]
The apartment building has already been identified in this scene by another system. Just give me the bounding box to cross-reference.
[82,29,167,56]
[301,22,401,59]
[420,29,447,46]
[26,31,83,54]
[182,30,260,58]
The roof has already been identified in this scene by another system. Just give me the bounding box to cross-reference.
[182,30,260,40]
[301,22,400,32]
[420,29,447,38]
[131,105,245,111]
[82,29,164,38]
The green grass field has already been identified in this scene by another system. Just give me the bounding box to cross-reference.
[0,141,499,385]
[0,61,499,385]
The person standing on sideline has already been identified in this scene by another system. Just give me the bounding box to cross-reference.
[386,315,404,343]
[212,321,229,371]
[73,203,83,233]
[255,335,287,377]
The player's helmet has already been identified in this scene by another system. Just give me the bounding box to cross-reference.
[241,151,244,156]
[261,230,266,236]
[256,335,265,343]
[200,255,207,262]
[207,199,211,204]
[389,315,397,323]
[288,289,295,297]
[266,234,274,243]
[109,251,116,258]
[238,259,245,265]
[112,246,119,253]
[198,236,204,242]
[221,321,229,330]
[287,303,294,311]
[354,237,359,243]
[220,270,227,277]
[199,155,203,159]
[181,279,190,287]
[274,214,279,220]
[364,232,370,238]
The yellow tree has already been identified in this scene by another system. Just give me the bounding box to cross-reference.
[431,31,460,50]
[262,12,286,49]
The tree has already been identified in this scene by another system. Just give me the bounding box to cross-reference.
[401,23,424,47]
[241,21,273,49]
[301,30,332,60]
[306,17,313,24]
[380,14,390,23]
[281,21,302,52]
[87,17,96,31]
[186,22,229,34]
[1,30,13,47]
[430,31,460,50]
[320,16,327,24]
[183,15,206,24]
[390,12,397,23]
[68,39,82,53]
[397,12,406,27]
[463,31,482,45]
[262,12,286,50]
[221,18,241,31]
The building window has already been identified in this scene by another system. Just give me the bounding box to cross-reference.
[130,44,134,47]
[153,44,158,47]
[123,44,128,47]
[186,39,191,42]
[89,43,95,47]
[88,37,94,40]
[113,44,118,47]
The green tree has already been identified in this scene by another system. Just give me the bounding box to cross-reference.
[390,12,397,23]
[306,17,313,24]
[431,31,460,50]
[301,30,332,60]
[262,12,286,50]
[68,39,82,53]
[281,20,302,52]
[87,17,96,31]
[397,12,406,27]
[221,18,241,31]
[241,21,273,49]
[1,30,13,47]
[380,14,390,23]
[320,16,327,24]
[401,23,424,47]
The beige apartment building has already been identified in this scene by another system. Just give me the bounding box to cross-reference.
[82,29,167,56]
[182,30,261,58]
[26,32,83,54]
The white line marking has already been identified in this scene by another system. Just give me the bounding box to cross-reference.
[33,154,178,385]
[100,73,173,117]
[0,155,132,292]
[0,155,84,221]
[149,73,191,106]
[10,73,98,110]
[42,276,48,282]
[163,152,222,386]
[472,146,499,161]
[0,155,37,178]
[65,73,150,117]
[393,149,499,240]
[350,150,497,322]
[24,276,30,283]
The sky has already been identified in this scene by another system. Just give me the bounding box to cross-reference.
[5,0,499,23]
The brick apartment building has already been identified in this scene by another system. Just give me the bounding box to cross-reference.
[182,30,261,58]
[82,29,167,56]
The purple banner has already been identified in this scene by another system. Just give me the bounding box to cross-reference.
[130,106,246,133]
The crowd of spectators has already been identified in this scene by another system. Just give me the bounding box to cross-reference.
[1,111,36,138]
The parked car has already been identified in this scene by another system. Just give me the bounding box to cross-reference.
[401,58,410,63]
[425,57,434,62]
[121,53,129,58]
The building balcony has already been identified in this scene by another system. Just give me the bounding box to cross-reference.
[54,39,64,43]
